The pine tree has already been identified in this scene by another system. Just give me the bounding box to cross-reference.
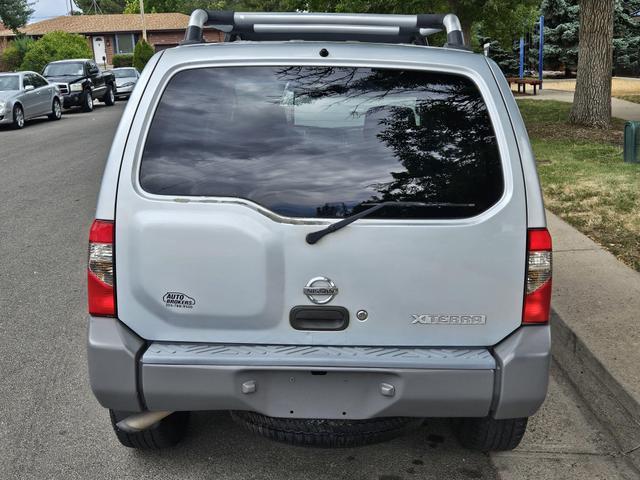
[542,0,640,76]
[540,0,580,75]
[613,0,640,75]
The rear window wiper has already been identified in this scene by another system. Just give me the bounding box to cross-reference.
[305,201,476,245]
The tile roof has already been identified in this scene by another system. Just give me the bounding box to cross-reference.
[0,13,191,37]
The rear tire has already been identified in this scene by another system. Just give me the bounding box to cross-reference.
[109,410,189,449]
[453,416,528,451]
[231,411,422,448]
[103,84,115,106]
[48,98,62,120]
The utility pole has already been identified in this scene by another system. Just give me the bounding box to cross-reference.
[139,0,147,42]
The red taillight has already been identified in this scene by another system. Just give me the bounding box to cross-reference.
[88,220,115,316]
[523,228,552,324]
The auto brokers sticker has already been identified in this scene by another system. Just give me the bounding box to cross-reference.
[163,292,196,309]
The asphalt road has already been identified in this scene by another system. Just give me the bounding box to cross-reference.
[1,102,638,480]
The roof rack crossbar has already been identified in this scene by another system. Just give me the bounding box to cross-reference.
[181,10,465,47]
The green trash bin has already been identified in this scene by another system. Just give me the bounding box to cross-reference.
[624,121,640,163]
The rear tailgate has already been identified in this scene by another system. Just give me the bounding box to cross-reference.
[114,44,527,347]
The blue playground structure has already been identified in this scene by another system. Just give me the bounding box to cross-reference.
[519,15,545,85]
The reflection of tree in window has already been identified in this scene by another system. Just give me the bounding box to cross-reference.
[275,67,503,218]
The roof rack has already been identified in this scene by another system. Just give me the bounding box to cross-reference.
[181,10,465,48]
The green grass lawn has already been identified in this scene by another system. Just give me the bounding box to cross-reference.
[615,94,640,104]
[518,100,640,270]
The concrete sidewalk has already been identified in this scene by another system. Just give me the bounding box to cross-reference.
[547,211,640,468]
[519,89,640,121]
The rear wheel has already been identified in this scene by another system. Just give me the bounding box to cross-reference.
[12,104,24,129]
[453,416,528,451]
[109,410,190,449]
[103,84,115,106]
[231,411,422,448]
[48,98,62,120]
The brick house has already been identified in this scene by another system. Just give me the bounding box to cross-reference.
[0,14,222,68]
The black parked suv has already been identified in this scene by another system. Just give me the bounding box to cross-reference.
[43,59,116,112]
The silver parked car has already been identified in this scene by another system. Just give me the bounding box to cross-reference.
[0,71,62,129]
[88,10,552,451]
[112,67,140,99]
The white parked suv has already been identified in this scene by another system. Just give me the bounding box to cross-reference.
[87,10,552,451]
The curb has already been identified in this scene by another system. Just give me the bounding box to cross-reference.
[551,310,640,470]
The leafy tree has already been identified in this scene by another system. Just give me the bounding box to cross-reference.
[123,0,139,13]
[301,0,540,48]
[73,0,127,14]
[130,0,538,48]
[1,35,33,71]
[480,0,539,48]
[0,0,34,33]
[20,31,93,73]
[124,0,227,14]
[133,38,154,71]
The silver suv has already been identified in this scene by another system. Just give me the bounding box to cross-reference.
[87,10,552,451]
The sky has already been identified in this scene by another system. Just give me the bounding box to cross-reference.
[30,0,73,23]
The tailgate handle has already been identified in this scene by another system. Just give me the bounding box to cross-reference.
[290,306,349,331]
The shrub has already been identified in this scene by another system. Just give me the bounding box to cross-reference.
[112,53,133,68]
[20,31,92,73]
[133,39,154,72]
[1,36,34,71]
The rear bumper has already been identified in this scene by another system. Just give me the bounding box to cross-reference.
[87,318,550,419]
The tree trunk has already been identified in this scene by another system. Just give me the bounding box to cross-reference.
[446,0,472,47]
[569,0,614,128]
[461,20,472,48]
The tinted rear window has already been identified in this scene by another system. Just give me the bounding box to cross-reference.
[140,66,504,219]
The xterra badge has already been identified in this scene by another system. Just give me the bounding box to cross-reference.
[163,292,196,309]
[411,314,486,325]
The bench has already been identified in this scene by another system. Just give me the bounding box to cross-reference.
[507,77,543,95]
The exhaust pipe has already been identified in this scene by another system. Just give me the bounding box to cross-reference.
[115,411,173,433]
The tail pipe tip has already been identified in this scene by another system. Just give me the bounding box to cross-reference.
[115,411,174,433]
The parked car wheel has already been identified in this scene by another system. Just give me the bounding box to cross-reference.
[452,416,528,451]
[109,410,190,449]
[82,90,94,112]
[12,104,25,129]
[48,98,62,121]
[231,411,422,448]
[103,84,115,106]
